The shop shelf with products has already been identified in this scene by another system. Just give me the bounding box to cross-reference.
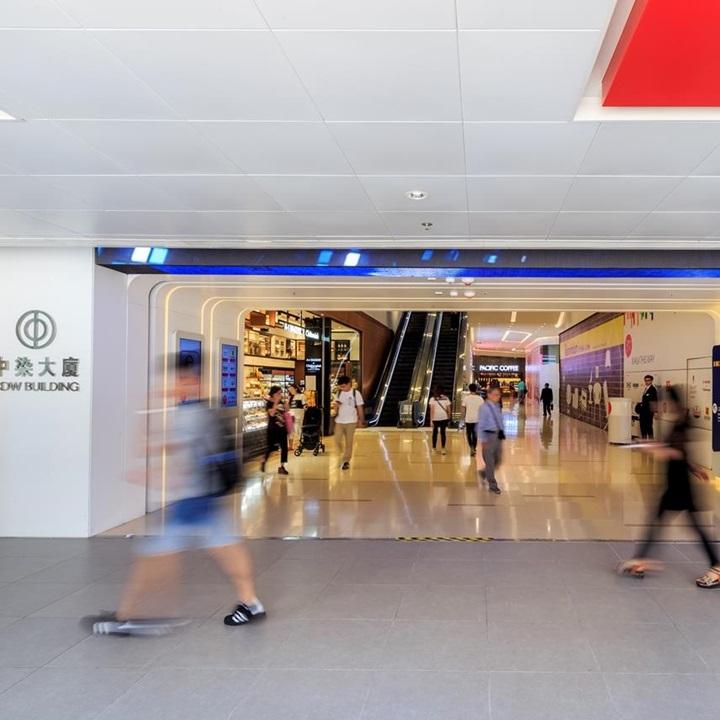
[242,399,267,433]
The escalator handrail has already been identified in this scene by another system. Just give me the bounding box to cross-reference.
[367,311,412,426]
[413,312,443,427]
[451,312,469,422]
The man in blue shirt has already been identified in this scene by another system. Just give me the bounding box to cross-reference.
[477,386,504,494]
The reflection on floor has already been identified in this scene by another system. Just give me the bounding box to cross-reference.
[0,536,719,719]
[107,408,720,541]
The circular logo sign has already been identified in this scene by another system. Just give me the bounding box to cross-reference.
[624,334,633,358]
[15,310,57,350]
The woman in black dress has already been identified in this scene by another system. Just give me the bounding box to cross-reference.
[618,386,719,587]
[260,386,289,476]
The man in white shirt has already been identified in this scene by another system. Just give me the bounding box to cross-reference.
[333,375,366,470]
[461,383,484,457]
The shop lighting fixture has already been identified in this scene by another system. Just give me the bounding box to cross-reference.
[449,290,459,297]
[434,291,443,295]
[344,251,361,267]
[464,290,476,298]
[461,278,474,286]
[445,277,455,284]
[406,190,428,200]
[510,311,517,323]
[554,312,566,328]
[131,247,151,263]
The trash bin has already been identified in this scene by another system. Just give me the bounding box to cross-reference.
[607,397,632,444]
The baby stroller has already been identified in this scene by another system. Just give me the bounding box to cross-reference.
[294,407,326,457]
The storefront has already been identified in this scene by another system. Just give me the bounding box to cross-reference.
[241,310,363,458]
[474,355,526,401]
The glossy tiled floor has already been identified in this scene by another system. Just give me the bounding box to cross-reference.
[1,536,720,719]
[110,407,720,542]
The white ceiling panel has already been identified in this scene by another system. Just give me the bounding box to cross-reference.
[149,177,281,211]
[580,123,720,175]
[254,177,374,212]
[457,0,617,30]
[0,30,176,120]
[631,212,720,238]
[1,1,79,28]
[459,31,601,121]
[0,122,124,174]
[358,177,468,211]
[25,210,310,238]
[563,176,681,211]
[291,212,389,236]
[469,212,556,236]
[0,210,83,237]
[57,121,238,174]
[657,177,720,212]
[690,143,720,176]
[276,32,462,121]
[255,0,456,29]
[44,176,187,211]
[194,122,352,175]
[330,123,466,175]
[94,31,320,121]
[550,211,646,236]
[467,176,572,211]
[57,0,267,28]
[465,123,598,175]
[380,212,470,237]
[0,176,88,210]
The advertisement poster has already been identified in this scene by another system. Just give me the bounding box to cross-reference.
[220,343,238,408]
[559,316,623,429]
[177,337,202,404]
[713,346,720,451]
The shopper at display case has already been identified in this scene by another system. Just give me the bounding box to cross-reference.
[261,385,289,475]
[332,375,365,470]
[287,383,307,450]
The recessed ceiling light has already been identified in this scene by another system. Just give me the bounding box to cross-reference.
[406,190,428,200]
[464,290,476,298]
[428,277,436,281]
[461,278,474,286]
[510,311,517,323]
[449,290,459,297]
[434,291,443,295]
[421,222,433,230]
[445,277,455,284]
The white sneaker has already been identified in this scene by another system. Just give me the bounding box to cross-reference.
[441,449,447,455]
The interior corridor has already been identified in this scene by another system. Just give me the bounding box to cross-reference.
[107,406,720,543]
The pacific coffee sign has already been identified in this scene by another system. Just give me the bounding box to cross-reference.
[0,310,81,393]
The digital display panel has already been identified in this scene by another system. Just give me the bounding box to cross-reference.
[177,337,202,404]
[220,343,238,408]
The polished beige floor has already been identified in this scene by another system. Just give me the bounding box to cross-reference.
[107,407,720,541]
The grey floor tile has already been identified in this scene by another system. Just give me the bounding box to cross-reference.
[486,587,573,624]
[484,560,563,588]
[584,622,709,673]
[0,582,85,617]
[0,557,63,582]
[677,624,720,671]
[280,540,360,560]
[0,539,89,560]
[483,541,562,562]
[30,583,130,618]
[270,619,392,670]
[252,580,327,620]
[568,587,670,624]
[97,668,259,720]
[648,588,720,624]
[558,561,649,590]
[604,672,719,720]
[157,619,294,669]
[361,670,488,720]
[48,629,189,669]
[396,585,485,622]
[490,672,618,720]
[344,541,419,561]
[0,618,88,668]
[488,622,597,672]
[411,560,485,586]
[416,541,487,561]
[258,558,344,585]
[21,556,128,584]
[632,563,709,589]
[303,584,404,619]
[0,667,142,720]
[228,668,372,720]
[0,668,34,694]
[0,617,20,631]
[379,620,487,671]
[675,542,720,563]
[331,559,416,585]
[610,542,692,563]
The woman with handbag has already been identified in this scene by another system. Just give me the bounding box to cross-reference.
[261,386,289,475]
[429,384,452,455]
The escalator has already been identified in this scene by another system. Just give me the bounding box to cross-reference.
[424,313,462,425]
[374,312,428,426]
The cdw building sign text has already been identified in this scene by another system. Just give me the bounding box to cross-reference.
[0,310,81,393]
